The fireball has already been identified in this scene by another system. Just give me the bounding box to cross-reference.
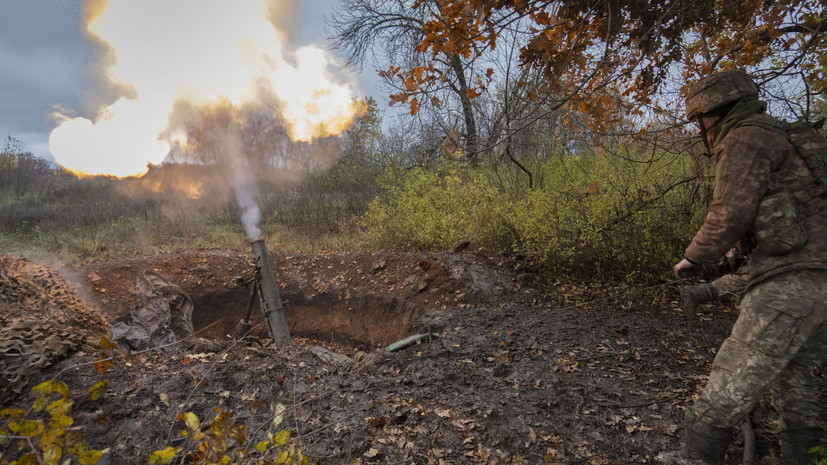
[49,0,359,178]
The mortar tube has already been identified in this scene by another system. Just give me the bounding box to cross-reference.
[251,239,291,346]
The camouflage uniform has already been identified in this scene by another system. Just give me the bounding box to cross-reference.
[686,112,827,288]
[710,271,748,301]
[682,112,827,457]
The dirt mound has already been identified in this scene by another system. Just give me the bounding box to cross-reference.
[0,255,109,398]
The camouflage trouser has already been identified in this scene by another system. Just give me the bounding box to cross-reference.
[712,271,749,300]
[692,269,827,430]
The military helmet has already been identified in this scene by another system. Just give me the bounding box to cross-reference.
[685,70,758,119]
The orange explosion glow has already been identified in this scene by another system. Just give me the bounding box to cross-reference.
[139,176,204,200]
[49,0,359,178]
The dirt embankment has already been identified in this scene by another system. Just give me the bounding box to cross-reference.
[1,249,820,464]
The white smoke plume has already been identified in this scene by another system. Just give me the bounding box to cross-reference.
[49,0,360,176]
[222,119,261,240]
[46,0,364,241]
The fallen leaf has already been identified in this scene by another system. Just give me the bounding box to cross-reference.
[88,380,109,401]
[93,358,113,373]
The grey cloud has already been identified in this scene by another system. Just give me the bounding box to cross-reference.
[0,0,93,157]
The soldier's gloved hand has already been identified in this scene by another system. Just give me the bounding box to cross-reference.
[674,258,703,282]
[723,247,746,273]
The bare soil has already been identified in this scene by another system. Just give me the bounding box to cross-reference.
[2,247,822,464]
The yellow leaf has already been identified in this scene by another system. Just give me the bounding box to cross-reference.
[44,444,61,465]
[32,380,69,398]
[272,429,290,447]
[31,380,55,396]
[275,450,289,464]
[256,440,270,453]
[78,449,103,465]
[49,414,74,430]
[210,410,231,436]
[47,399,73,416]
[272,404,285,428]
[9,419,44,437]
[148,446,179,465]
[52,381,70,398]
[40,428,60,450]
[88,381,109,401]
[1,408,26,418]
[183,412,200,431]
[33,396,49,412]
[14,453,37,465]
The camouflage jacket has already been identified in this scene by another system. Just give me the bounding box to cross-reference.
[685,112,827,288]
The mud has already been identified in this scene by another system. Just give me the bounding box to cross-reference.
[1,248,824,464]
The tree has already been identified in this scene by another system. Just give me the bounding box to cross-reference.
[0,136,51,196]
[369,0,825,132]
[328,0,489,162]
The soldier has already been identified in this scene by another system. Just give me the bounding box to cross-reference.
[664,70,827,465]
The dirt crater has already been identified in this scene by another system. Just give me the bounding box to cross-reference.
[191,288,428,350]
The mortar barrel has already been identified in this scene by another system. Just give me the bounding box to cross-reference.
[251,239,291,345]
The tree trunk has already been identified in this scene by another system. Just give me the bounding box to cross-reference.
[450,54,479,164]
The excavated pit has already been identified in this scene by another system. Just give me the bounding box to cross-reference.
[191,288,426,350]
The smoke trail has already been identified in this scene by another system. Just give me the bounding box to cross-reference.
[223,120,261,240]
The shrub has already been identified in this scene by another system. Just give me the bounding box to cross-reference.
[360,163,516,251]
[360,150,709,282]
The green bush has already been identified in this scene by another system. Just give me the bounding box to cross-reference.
[360,163,516,251]
[360,151,709,282]
[511,150,707,280]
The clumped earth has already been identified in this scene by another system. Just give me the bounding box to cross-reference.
[1,248,822,464]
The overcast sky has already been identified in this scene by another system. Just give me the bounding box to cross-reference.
[0,0,383,160]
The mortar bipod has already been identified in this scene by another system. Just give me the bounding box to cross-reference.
[233,264,261,340]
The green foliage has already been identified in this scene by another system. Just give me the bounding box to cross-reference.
[510,150,706,280]
[0,380,105,465]
[361,150,708,282]
[810,445,827,465]
[153,404,307,465]
[361,162,515,251]
[1,116,710,283]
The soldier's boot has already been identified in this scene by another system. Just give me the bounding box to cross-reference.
[679,283,718,320]
[779,423,823,465]
[660,415,731,464]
